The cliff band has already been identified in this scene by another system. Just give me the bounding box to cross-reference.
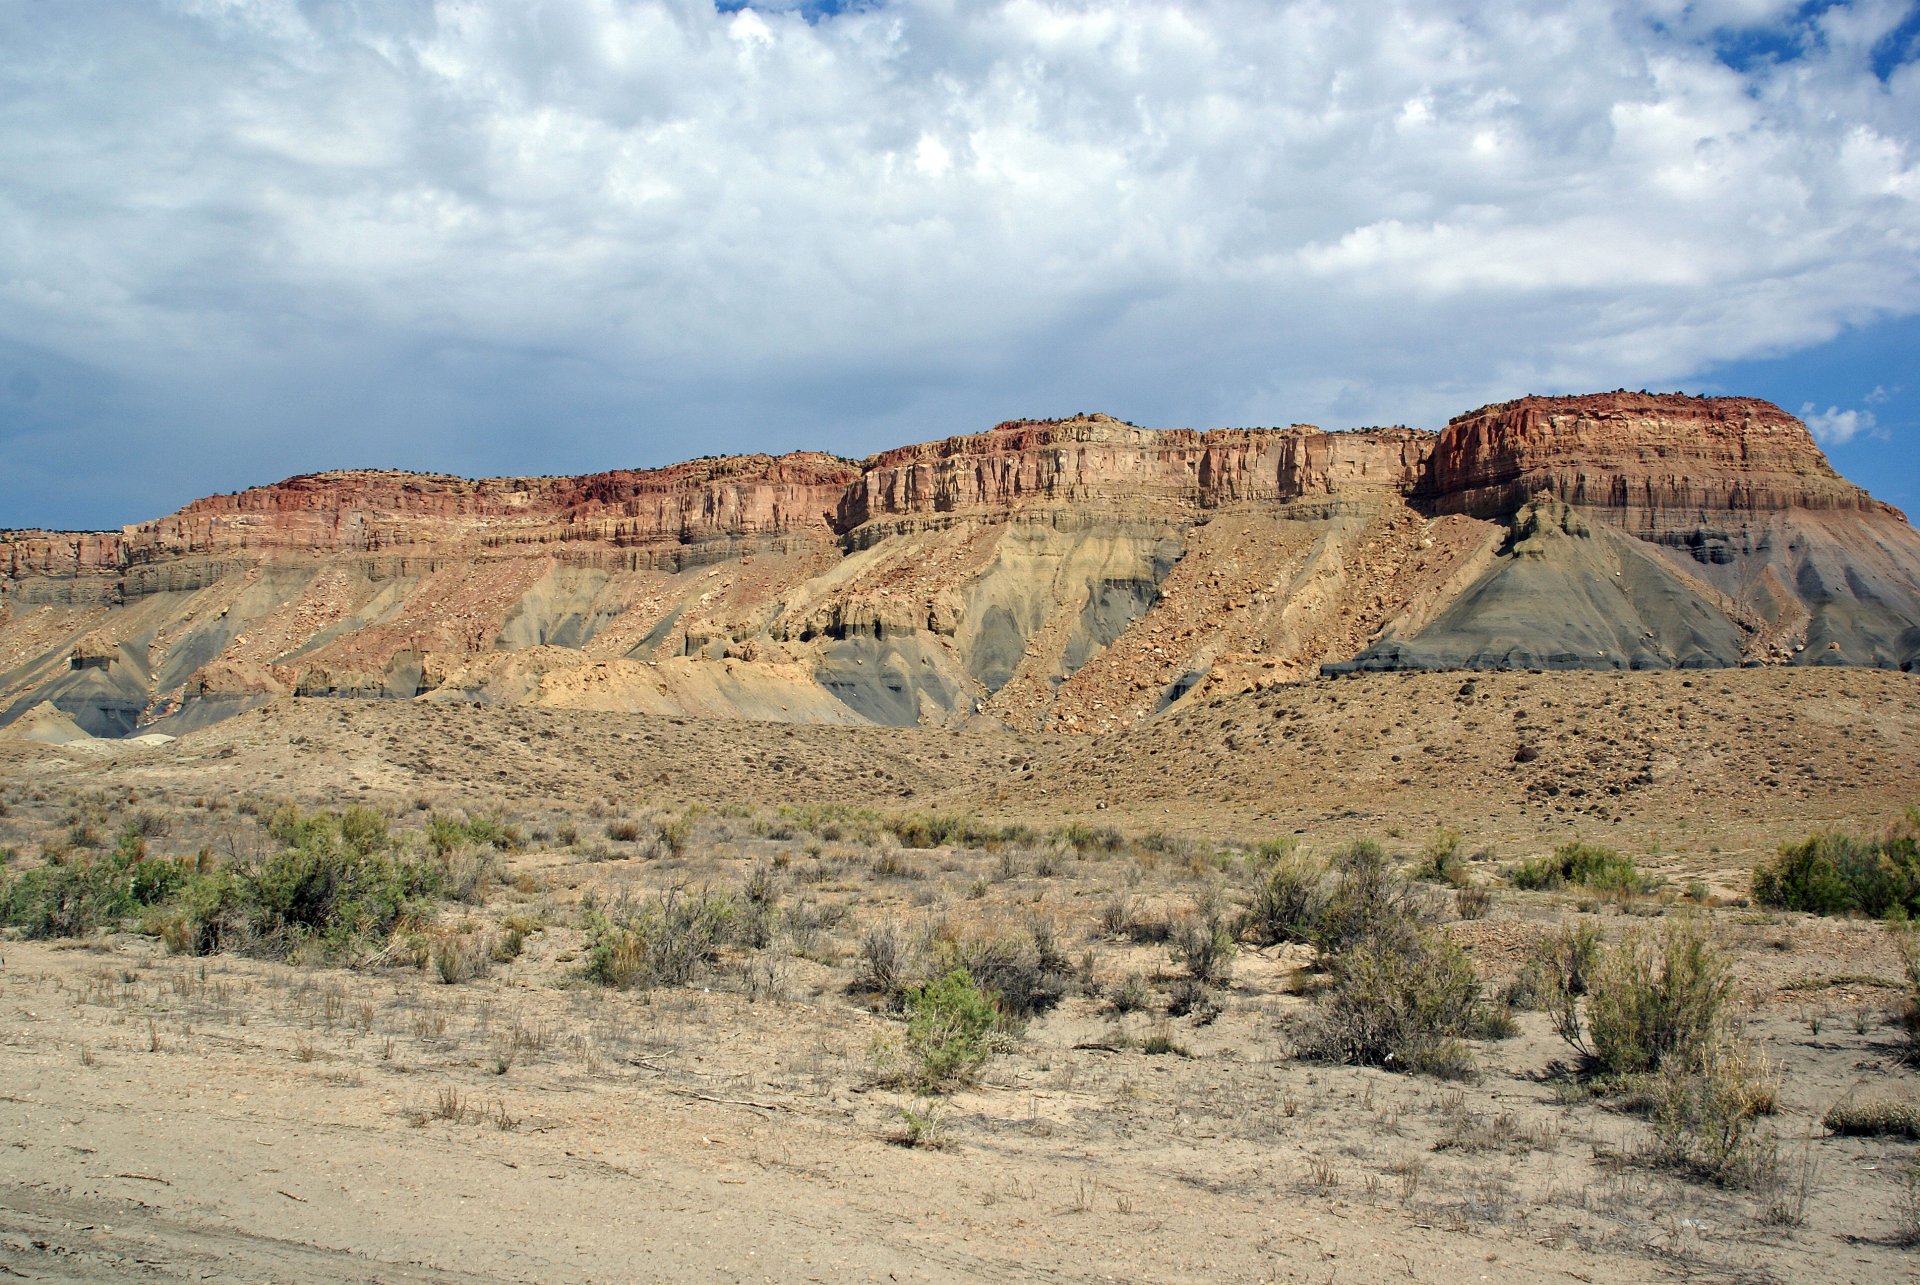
[4,394,1916,737]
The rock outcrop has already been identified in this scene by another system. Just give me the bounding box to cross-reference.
[4,393,1917,738]
[1419,393,1883,529]
[838,415,1431,531]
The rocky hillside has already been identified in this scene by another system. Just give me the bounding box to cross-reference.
[4,394,1916,737]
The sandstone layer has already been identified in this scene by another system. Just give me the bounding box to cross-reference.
[4,394,1917,737]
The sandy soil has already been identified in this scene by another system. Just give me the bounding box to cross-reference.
[2,667,1918,1282]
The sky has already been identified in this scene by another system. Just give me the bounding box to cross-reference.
[1,0,1916,530]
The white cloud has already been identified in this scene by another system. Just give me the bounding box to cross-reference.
[1800,402,1879,445]
[0,0,1916,524]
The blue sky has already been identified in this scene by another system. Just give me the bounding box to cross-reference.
[0,0,1915,530]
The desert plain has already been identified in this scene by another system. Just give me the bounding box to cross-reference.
[1,664,1917,1283]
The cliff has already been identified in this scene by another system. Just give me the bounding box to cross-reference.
[1420,393,1885,531]
[4,453,857,578]
[837,415,1432,530]
[4,393,1916,738]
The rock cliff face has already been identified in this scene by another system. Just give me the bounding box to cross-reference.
[838,415,1431,531]
[3,394,1916,738]
[1420,393,1882,529]
[4,454,856,579]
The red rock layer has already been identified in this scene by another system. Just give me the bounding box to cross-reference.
[3,454,857,577]
[1420,393,1888,529]
[4,395,1900,585]
[836,414,1433,529]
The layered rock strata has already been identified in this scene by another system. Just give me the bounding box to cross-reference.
[3,395,1916,738]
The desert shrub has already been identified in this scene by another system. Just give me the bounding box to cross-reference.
[902,968,1000,1091]
[337,806,390,857]
[637,886,733,985]
[1296,926,1489,1077]
[895,1098,952,1148]
[859,921,918,1006]
[1542,919,1781,1184]
[424,810,518,852]
[1096,891,1137,939]
[154,868,249,955]
[889,813,966,849]
[581,886,735,989]
[1109,972,1151,1013]
[1170,910,1237,987]
[1752,815,1920,917]
[1512,921,1604,1052]
[946,927,1073,1019]
[1572,920,1731,1076]
[1056,822,1125,855]
[655,814,693,858]
[1894,921,1920,1060]
[1416,829,1467,885]
[1240,848,1327,946]
[1510,842,1642,894]
[1454,885,1493,920]
[1166,974,1221,1023]
[1822,1097,1920,1139]
[244,836,443,958]
[267,801,334,850]
[431,929,493,984]
[1645,1037,1781,1186]
[767,802,885,845]
[1896,1161,1920,1248]
[1313,841,1429,958]
[0,840,188,939]
[738,860,782,949]
[605,818,644,843]
[1142,1028,1189,1056]
[582,912,648,988]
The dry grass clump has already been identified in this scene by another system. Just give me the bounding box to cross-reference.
[1821,1096,1920,1139]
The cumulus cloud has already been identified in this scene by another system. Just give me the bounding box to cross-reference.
[0,0,1916,526]
[1800,401,1879,445]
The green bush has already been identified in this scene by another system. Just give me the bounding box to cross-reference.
[0,841,187,939]
[1582,920,1731,1077]
[1170,911,1237,987]
[582,887,735,989]
[1752,815,1920,917]
[903,968,1000,1091]
[4,804,458,962]
[1313,841,1429,958]
[1548,920,1777,1184]
[1240,848,1327,947]
[243,836,442,958]
[1510,842,1642,894]
[1057,822,1126,854]
[426,812,517,857]
[1416,829,1468,885]
[888,813,962,849]
[1297,926,1489,1077]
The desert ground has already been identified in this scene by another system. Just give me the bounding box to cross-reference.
[2,666,1918,1282]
